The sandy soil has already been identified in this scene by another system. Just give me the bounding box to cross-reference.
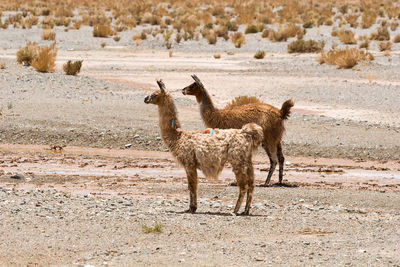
[0,144,400,266]
[1,21,400,266]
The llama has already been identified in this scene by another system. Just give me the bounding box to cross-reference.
[182,74,294,186]
[144,80,263,215]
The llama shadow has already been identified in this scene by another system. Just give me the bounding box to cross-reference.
[228,182,299,188]
[167,210,269,217]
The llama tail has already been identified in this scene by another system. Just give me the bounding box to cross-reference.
[241,123,264,150]
[280,99,294,120]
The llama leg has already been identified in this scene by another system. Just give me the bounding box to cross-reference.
[233,168,248,214]
[277,143,285,184]
[243,164,255,215]
[263,145,278,186]
[185,168,198,213]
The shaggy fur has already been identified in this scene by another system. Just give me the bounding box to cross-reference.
[144,80,263,215]
[182,74,294,185]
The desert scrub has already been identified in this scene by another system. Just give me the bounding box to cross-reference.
[361,12,377,29]
[393,34,400,43]
[31,41,57,73]
[318,47,373,69]
[338,29,357,44]
[230,32,246,48]
[370,26,390,41]
[0,61,6,69]
[268,24,302,42]
[41,29,56,40]
[63,60,82,75]
[379,41,392,51]
[142,222,163,234]
[93,24,113,37]
[245,24,259,34]
[288,38,325,53]
[253,50,265,59]
[16,42,38,65]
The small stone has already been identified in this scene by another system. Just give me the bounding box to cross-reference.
[125,143,132,148]
[11,174,24,180]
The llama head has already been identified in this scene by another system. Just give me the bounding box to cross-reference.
[182,74,205,100]
[144,80,168,105]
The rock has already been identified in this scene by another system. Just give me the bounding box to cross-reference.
[124,143,132,148]
[10,174,24,179]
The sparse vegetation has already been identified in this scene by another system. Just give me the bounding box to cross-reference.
[0,62,6,69]
[253,50,265,59]
[41,29,56,40]
[379,41,392,52]
[318,47,373,69]
[338,29,357,44]
[370,26,390,41]
[31,41,57,73]
[16,42,38,66]
[63,60,82,75]
[93,24,113,37]
[230,32,246,48]
[393,34,400,43]
[288,38,325,53]
[142,222,163,234]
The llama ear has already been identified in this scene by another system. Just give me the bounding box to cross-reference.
[191,74,204,88]
[157,79,166,94]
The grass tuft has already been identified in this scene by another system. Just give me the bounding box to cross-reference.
[31,41,57,72]
[142,222,163,234]
[288,38,325,53]
[63,60,82,75]
[253,50,265,59]
[318,47,373,69]
[16,42,38,66]
[230,32,246,48]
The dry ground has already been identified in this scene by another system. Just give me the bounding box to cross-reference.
[1,20,400,266]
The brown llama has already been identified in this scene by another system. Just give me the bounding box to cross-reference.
[144,80,263,215]
[182,74,294,186]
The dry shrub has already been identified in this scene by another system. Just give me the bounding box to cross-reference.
[254,50,265,59]
[318,47,373,69]
[214,25,229,40]
[16,42,38,65]
[22,15,38,29]
[93,24,113,37]
[288,38,325,53]
[225,96,261,109]
[338,29,357,44]
[63,60,82,75]
[42,17,55,29]
[230,32,246,48]
[261,28,271,38]
[359,40,369,49]
[390,21,399,31]
[245,24,259,34]
[370,26,390,41]
[213,54,221,59]
[225,20,238,31]
[361,11,377,29]
[345,14,359,28]
[206,30,217,45]
[393,34,400,43]
[31,41,57,72]
[41,29,56,40]
[113,36,120,42]
[73,20,82,30]
[55,17,71,27]
[0,61,6,69]
[268,24,301,42]
[101,42,106,48]
[379,41,392,51]
[302,21,314,29]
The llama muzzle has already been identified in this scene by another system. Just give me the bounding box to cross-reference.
[144,96,151,103]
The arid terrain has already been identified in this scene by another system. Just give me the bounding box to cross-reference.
[1,0,400,266]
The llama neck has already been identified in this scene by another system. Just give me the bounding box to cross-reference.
[158,98,181,150]
[199,89,221,128]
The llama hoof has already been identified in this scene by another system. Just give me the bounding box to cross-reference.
[240,211,250,216]
[185,207,197,213]
[260,183,272,187]
[229,182,237,186]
